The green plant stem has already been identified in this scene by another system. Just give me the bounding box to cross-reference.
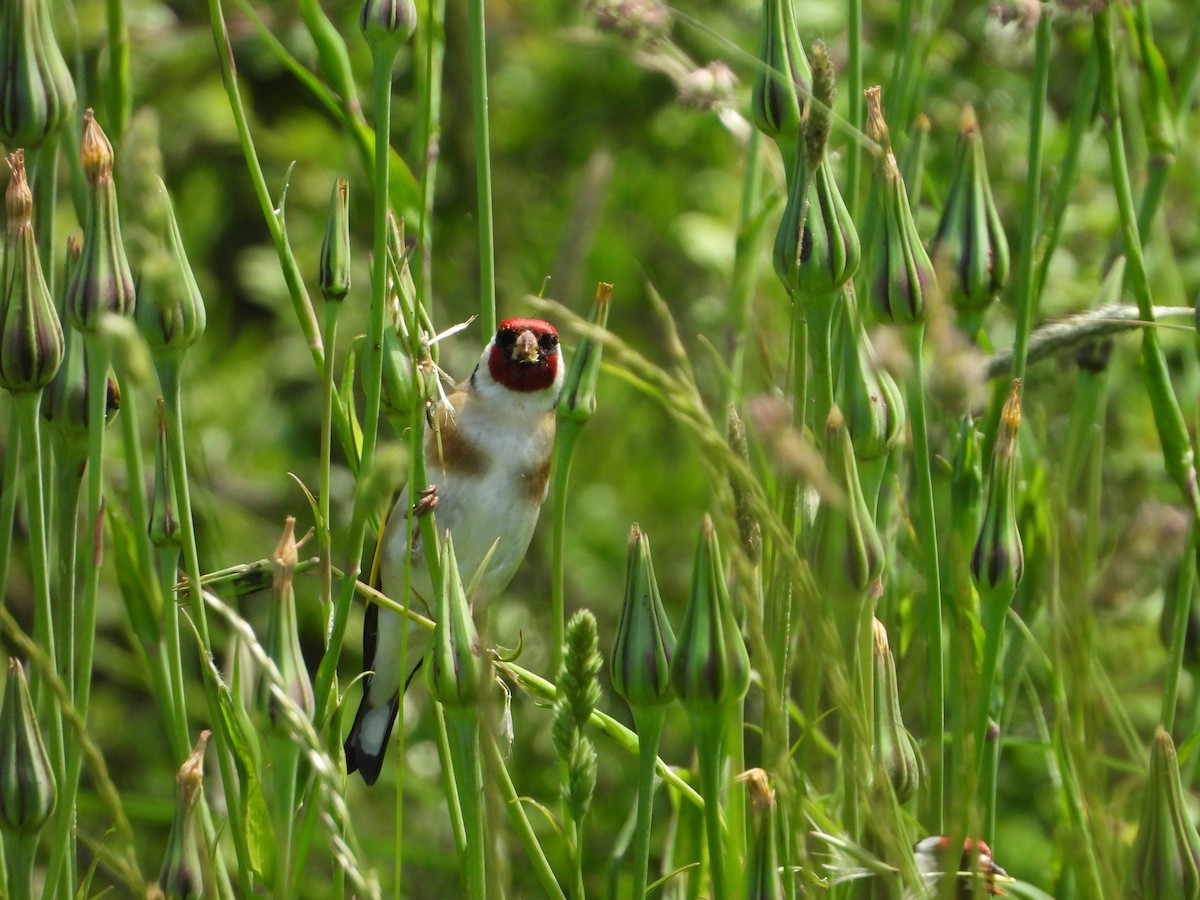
[312,39,400,729]
[4,831,36,900]
[319,303,341,625]
[467,0,497,335]
[414,0,447,306]
[906,324,943,831]
[159,359,255,897]
[1008,10,1051,385]
[443,706,486,900]
[105,0,132,138]
[51,451,83,707]
[207,0,357,472]
[158,550,190,755]
[0,405,19,604]
[1094,7,1200,523]
[729,129,765,398]
[550,423,582,676]
[979,719,1000,847]
[272,737,302,899]
[1160,529,1197,731]
[485,734,566,900]
[27,139,59,294]
[628,707,667,900]
[808,299,836,435]
[691,712,730,900]
[846,0,863,213]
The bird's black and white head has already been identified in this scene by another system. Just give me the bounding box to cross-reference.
[472,318,563,410]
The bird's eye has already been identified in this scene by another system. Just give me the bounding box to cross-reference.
[538,334,558,353]
[496,330,517,348]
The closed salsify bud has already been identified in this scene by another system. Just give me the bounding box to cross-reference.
[0,0,76,148]
[557,282,612,425]
[1130,727,1200,900]
[67,110,136,332]
[838,287,904,462]
[930,106,1010,317]
[158,731,210,900]
[670,516,749,714]
[0,150,63,395]
[359,0,417,49]
[750,0,808,149]
[871,619,922,803]
[865,86,936,326]
[610,525,675,710]
[0,660,56,836]
[425,531,482,707]
[971,379,1024,612]
[135,179,206,357]
[319,177,351,303]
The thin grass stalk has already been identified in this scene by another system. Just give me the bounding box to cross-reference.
[50,446,82,706]
[319,302,339,621]
[414,0,447,305]
[550,424,581,676]
[1160,529,1197,731]
[467,0,496,335]
[729,128,764,398]
[104,0,131,138]
[311,34,400,727]
[1093,8,1200,524]
[45,336,114,898]
[846,0,863,213]
[628,706,666,900]
[206,0,357,471]
[27,139,59,294]
[1007,10,1051,385]
[485,734,566,900]
[0,406,19,604]
[158,361,255,896]
[693,713,730,900]
[906,324,943,831]
[1033,46,1097,304]
[13,393,68,900]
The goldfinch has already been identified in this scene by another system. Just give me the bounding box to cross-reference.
[345,318,564,785]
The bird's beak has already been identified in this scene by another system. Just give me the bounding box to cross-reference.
[512,330,540,363]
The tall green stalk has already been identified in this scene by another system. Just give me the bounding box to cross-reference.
[906,325,943,831]
[467,0,496,334]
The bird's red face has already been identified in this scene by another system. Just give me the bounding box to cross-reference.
[487,318,561,393]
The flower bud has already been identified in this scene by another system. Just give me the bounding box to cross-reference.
[971,380,1024,612]
[320,177,351,303]
[359,0,417,49]
[838,288,904,461]
[264,517,314,723]
[66,110,136,332]
[670,516,750,713]
[678,62,737,112]
[135,179,206,357]
[378,329,437,428]
[611,525,675,710]
[811,408,885,611]
[557,282,612,424]
[1,150,63,395]
[424,531,482,707]
[158,731,210,900]
[0,0,76,148]
[930,106,1010,316]
[866,86,936,326]
[0,660,56,835]
[741,769,784,899]
[750,0,809,146]
[872,619,922,803]
[776,154,860,299]
[43,237,121,453]
[1130,727,1200,900]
